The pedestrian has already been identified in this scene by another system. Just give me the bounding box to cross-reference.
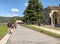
[11,23,14,29]
[14,23,17,29]
[7,22,12,34]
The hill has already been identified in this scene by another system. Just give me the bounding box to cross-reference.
[0,16,22,23]
[0,16,10,23]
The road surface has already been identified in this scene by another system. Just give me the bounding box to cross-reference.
[7,24,60,44]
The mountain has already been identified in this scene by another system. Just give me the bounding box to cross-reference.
[0,16,10,23]
[0,16,23,23]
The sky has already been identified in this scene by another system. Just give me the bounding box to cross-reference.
[0,0,60,17]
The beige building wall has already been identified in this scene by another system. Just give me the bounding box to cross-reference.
[44,6,60,26]
[57,15,60,24]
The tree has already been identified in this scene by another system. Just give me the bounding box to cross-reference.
[23,0,44,24]
[8,16,22,23]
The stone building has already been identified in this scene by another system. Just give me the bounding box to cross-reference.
[44,5,60,27]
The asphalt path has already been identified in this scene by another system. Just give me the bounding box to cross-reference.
[7,25,60,44]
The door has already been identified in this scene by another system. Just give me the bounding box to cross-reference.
[55,18,57,24]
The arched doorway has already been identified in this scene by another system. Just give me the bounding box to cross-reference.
[53,12,57,25]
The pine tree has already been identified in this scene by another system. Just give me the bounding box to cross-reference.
[23,0,44,23]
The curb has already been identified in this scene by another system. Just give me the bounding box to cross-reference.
[0,29,13,44]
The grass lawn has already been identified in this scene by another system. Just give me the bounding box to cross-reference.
[21,24,60,38]
[0,24,8,40]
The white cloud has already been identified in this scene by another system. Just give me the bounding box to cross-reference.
[0,13,19,17]
[11,8,19,13]
[0,13,10,17]
[10,8,19,17]
[12,14,18,17]
[0,8,20,17]
[25,3,28,6]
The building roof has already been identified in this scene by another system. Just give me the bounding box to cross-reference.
[44,6,60,15]
[48,6,60,10]
[16,20,23,23]
[44,6,60,10]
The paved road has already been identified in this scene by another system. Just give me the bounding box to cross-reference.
[7,25,60,44]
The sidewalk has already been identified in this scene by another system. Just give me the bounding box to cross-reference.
[0,29,13,44]
[0,34,11,44]
[31,25,60,35]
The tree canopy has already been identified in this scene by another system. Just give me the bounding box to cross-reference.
[23,0,44,23]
